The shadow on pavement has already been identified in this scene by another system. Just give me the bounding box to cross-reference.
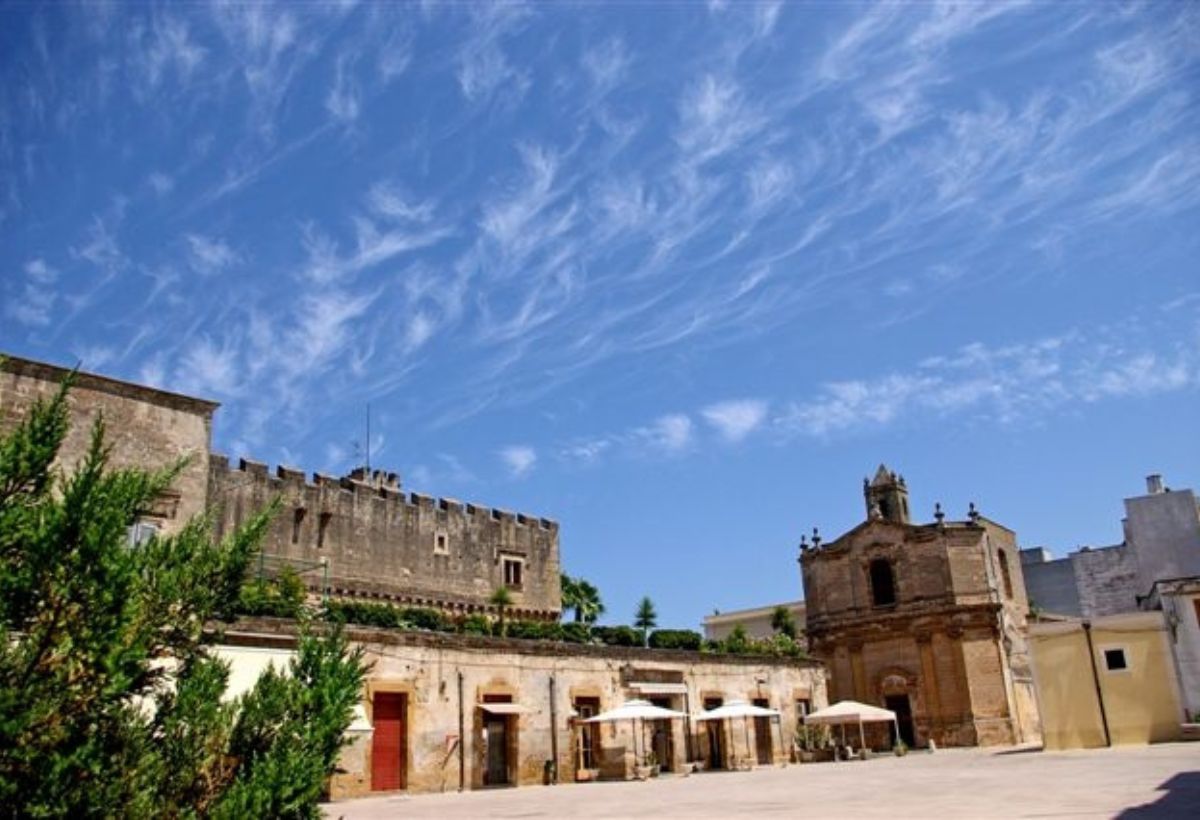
[1117,771,1200,819]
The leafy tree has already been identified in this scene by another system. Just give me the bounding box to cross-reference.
[0,375,366,818]
[489,585,513,637]
[770,605,797,639]
[633,596,658,647]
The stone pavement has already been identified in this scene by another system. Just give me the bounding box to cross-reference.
[325,743,1200,819]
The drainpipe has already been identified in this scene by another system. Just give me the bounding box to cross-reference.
[549,674,559,785]
[458,671,466,791]
[1081,622,1111,747]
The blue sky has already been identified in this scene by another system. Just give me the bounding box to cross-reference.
[3,1,1198,630]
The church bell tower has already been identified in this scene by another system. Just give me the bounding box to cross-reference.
[864,464,911,524]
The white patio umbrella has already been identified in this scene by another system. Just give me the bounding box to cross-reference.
[584,699,688,771]
[803,700,898,759]
[694,699,783,768]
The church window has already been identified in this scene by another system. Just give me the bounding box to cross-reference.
[869,558,896,607]
[998,549,1013,598]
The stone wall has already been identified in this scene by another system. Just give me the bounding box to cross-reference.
[209,456,562,619]
[1020,548,1082,616]
[0,355,216,535]
[1125,487,1200,598]
[220,620,827,798]
[1073,545,1140,617]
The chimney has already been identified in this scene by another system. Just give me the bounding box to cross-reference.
[1146,474,1164,495]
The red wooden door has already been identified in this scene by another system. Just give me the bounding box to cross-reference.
[371,693,406,791]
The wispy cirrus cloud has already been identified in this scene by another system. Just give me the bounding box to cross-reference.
[499,444,537,478]
[5,259,58,327]
[702,399,769,443]
[186,233,239,275]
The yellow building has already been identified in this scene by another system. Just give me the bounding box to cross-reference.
[1029,611,1183,750]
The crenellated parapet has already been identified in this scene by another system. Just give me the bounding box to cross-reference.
[209,454,559,532]
[208,454,562,620]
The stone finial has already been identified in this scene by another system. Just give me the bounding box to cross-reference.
[811,526,822,549]
[799,534,809,553]
[934,502,945,526]
[968,502,981,525]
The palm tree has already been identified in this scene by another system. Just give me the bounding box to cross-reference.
[575,579,605,624]
[490,585,513,637]
[634,596,657,647]
[560,574,581,622]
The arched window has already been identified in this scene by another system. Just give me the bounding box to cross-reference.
[869,558,896,607]
[998,549,1013,599]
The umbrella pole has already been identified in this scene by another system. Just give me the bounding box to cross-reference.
[775,716,785,766]
[858,719,866,759]
[840,723,846,761]
[743,717,751,768]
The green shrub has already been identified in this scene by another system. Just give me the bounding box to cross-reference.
[560,622,591,643]
[592,625,642,647]
[237,566,307,618]
[458,614,492,636]
[507,621,566,641]
[648,629,703,651]
[324,599,407,629]
[400,606,451,632]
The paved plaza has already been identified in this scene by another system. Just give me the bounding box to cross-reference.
[326,743,1199,819]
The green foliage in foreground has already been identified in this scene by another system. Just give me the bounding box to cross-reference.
[0,376,366,818]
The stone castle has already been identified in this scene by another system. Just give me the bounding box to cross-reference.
[1,354,561,621]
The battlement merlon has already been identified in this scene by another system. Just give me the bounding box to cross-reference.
[210,453,559,531]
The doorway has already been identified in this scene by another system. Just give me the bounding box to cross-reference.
[484,713,509,786]
[371,692,407,791]
[703,697,725,769]
[647,697,676,772]
[752,698,773,765]
[885,694,916,748]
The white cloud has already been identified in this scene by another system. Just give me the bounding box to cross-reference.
[6,258,59,327]
[499,445,537,478]
[147,172,174,196]
[186,233,239,275]
[640,413,693,453]
[326,54,360,124]
[702,399,768,442]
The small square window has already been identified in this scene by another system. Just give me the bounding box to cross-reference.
[434,531,449,555]
[1103,648,1127,672]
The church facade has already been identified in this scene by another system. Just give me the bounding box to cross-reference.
[800,467,1041,747]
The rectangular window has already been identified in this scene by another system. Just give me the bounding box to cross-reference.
[292,507,307,544]
[503,558,523,589]
[1103,648,1128,672]
[317,512,332,548]
[434,531,449,555]
[127,521,160,547]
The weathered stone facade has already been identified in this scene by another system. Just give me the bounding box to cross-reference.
[209,456,561,620]
[218,619,827,797]
[0,356,216,536]
[800,466,1040,748]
